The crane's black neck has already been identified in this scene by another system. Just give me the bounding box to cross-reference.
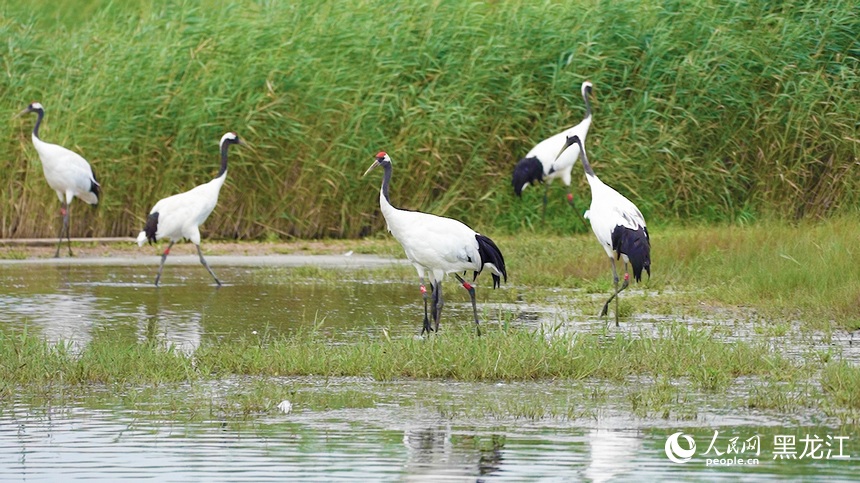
[380,161,392,203]
[31,108,44,140]
[575,137,596,177]
[218,141,230,178]
[582,86,592,119]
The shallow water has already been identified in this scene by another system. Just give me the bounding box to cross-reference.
[0,259,857,481]
[0,261,454,352]
[2,381,857,482]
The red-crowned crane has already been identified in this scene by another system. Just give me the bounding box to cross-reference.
[136,132,244,287]
[363,152,507,336]
[512,81,593,222]
[16,102,101,257]
[554,134,650,326]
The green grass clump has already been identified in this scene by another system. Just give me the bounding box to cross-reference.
[0,0,857,239]
[821,361,860,410]
[0,328,197,390]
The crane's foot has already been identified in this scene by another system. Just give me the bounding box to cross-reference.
[421,317,434,335]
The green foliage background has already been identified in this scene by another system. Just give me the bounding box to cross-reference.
[0,0,857,239]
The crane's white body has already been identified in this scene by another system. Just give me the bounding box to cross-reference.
[522,115,592,190]
[556,132,650,325]
[366,152,506,334]
[379,192,497,284]
[514,81,593,197]
[583,173,647,262]
[18,101,100,258]
[136,132,241,287]
[137,174,225,246]
[30,128,98,207]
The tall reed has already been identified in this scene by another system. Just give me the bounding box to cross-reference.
[1,0,857,239]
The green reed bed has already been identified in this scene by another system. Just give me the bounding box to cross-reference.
[1,0,857,239]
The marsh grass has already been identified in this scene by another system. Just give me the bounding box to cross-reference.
[0,323,801,391]
[1,0,857,239]
[2,322,858,422]
[821,362,860,420]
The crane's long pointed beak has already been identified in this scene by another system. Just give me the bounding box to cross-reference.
[553,136,579,162]
[13,108,29,119]
[363,160,381,177]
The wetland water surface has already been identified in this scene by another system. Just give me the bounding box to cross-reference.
[0,257,857,481]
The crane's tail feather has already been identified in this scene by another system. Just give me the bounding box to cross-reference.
[611,225,651,282]
[140,212,159,246]
[89,167,101,205]
[511,156,544,197]
[473,234,507,289]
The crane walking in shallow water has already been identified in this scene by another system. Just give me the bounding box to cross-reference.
[512,81,593,223]
[553,134,650,326]
[364,152,507,336]
[17,102,101,257]
[137,132,244,286]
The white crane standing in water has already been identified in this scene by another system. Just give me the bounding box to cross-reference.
[512,81,593,223]
[363,152,507,336]
[553,134,650,325]
[16,102,101,257]
[137,132,244,287]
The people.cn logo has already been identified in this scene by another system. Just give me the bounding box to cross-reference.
[665,432,696,463]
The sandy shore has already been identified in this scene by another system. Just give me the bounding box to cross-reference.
[0,238,406,268]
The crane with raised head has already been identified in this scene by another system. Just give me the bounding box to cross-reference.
[554,134,650,325]
[364,152,507,336]
[136,132,244,287]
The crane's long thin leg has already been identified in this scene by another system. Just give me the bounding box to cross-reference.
[420,278,433,335]
[455,274,481,336]
[65,202,73,257]
[426,282,437,334]
[600,259,629,327]
[196,244,221,287]
[433,281,444,333]
[154,241,175,287]
[55,202,69,258]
